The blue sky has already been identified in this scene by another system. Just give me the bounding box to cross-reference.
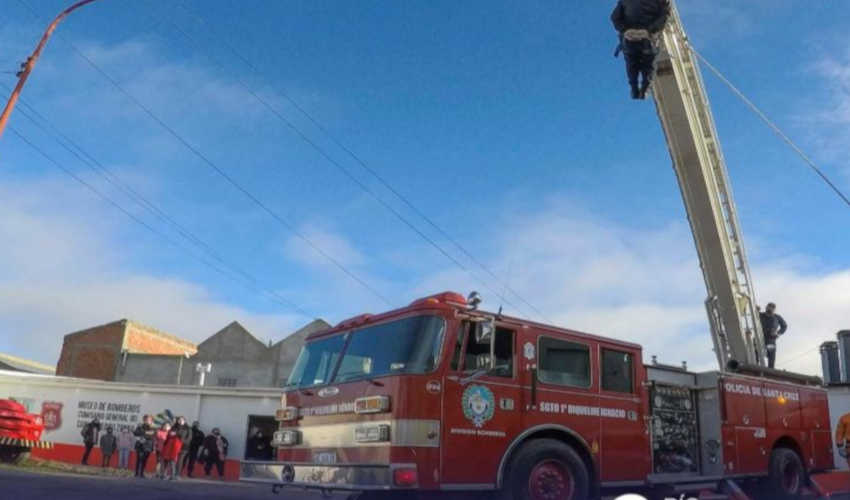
[0,0,848,374]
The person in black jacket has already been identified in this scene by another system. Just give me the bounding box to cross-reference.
[80,417,100,465]
[184,421,205,477]
[133,414,156,478]
[202,428,228,478]
[760,302,787,368]
[611,0,671,99]
[246,430,273,461]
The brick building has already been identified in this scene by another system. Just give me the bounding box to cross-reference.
[56,319,198,380]
[56,318,329,388]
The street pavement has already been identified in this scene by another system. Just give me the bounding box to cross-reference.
[0,466,347,500]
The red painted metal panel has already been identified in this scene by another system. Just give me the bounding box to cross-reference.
[810,430,834,470]
[763,381,802,431]
[721,377,765,427]
[801,390,830,433]
[733,426,769,474]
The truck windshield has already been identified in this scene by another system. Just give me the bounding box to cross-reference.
[286,315,445,388]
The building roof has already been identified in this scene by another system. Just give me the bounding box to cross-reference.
[63,319,197,355]
[0,353,56,375]
[272,319,331,348]
[122,319,198,354]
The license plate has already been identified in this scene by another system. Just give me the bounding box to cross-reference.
[314,452,337,465]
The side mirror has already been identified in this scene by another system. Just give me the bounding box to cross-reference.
[474,320,494,344]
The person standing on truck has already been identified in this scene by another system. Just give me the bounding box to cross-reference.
[80,417,100,465]
[184,420,205,477]
[759,302,787,368]
[611,0,671,99]
[133,415,156,478]
[99,426,117,468]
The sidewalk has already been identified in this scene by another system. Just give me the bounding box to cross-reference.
[0,457,245,486]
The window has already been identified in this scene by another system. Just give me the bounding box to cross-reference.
[286,333,347,388]
[538,337,591,388]
[333,315,445,383]
[462,326,514,378]
[450,323,468,371]
[601,348,633,393]
[217,377,237,387]
[286,315,446,388]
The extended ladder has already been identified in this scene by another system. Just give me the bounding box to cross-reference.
[650,0,765,368]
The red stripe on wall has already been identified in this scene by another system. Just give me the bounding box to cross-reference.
[31,443,241,481]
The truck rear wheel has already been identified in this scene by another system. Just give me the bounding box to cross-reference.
[767,447,804,499]
[504,438,590,500]
[0,446,30,465]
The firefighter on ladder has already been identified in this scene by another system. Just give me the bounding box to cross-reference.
[611,0,671,99]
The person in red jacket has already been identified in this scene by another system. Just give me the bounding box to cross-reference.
[162,425,183,480]
[154,422,170,479]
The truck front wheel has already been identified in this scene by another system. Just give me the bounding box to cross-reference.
[767,447,804,499]
[503,438,590,500]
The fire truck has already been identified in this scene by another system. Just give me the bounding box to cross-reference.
[0,398,51,465]
[241,1,848,498]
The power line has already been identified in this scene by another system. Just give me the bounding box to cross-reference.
[6,85,316,319]
[16,0,393,308]
[8,122,314,318]
[776,345,819,369]
[171,1,548,321]
[691,48,850,209]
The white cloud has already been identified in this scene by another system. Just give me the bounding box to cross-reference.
[284,225,367,270]
[805,45,850,177]
[407,200,848,376]
[0,176,306,366]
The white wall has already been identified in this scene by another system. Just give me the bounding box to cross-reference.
[0,370,281,460]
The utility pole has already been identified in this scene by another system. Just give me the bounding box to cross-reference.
[0,0,102,141]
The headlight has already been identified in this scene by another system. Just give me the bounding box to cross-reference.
[276,406,299,422]
[274,429,301,447]
[354,424,390,443]
[354,396,390,414]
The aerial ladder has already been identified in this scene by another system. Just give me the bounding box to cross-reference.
[649,0,766,370]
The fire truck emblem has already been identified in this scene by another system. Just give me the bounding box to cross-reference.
[462,385,495,428]
[523,342,535,360]
[41,401,63,431]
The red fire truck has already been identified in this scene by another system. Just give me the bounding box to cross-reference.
[0,398,51,465]
[241,1,849,498]
[241,291,835,499]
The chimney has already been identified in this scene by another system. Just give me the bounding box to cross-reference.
[821,341,840,385]
[838,331,850,382]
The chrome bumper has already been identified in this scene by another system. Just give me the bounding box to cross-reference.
[240,460,406,491]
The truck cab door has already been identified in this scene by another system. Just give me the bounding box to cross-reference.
[598,347,650,480]
[441,320,521,486]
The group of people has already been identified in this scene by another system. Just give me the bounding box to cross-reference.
[80,415,230,479]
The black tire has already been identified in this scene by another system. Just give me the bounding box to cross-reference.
[503,438,590,500]
[767,447,804,499]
